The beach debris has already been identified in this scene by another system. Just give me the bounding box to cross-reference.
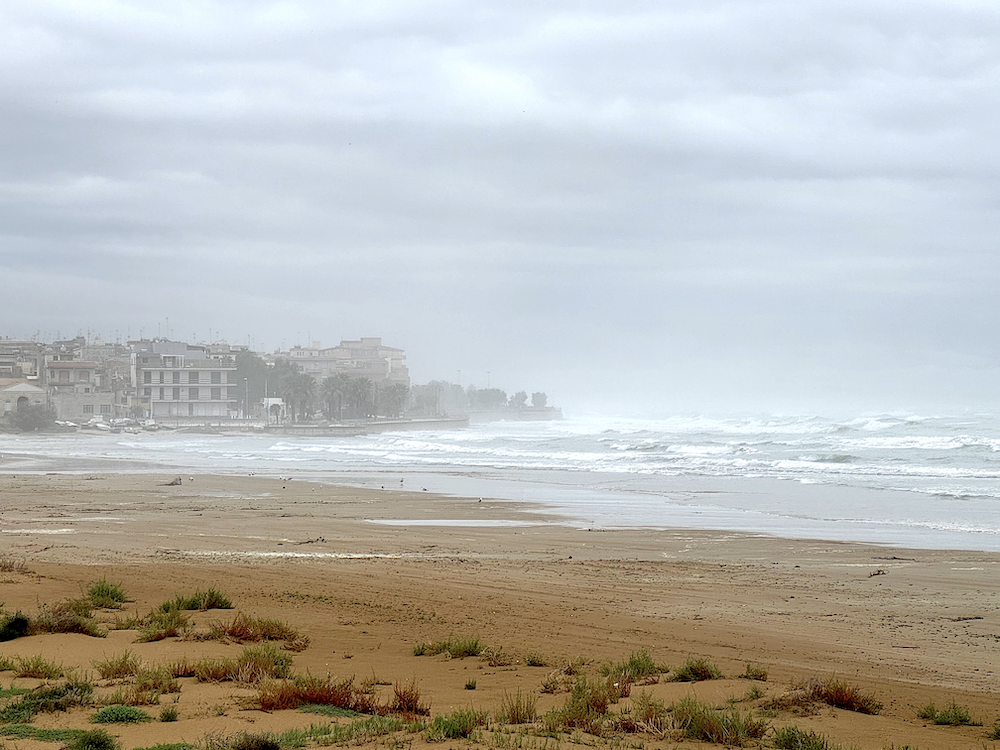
[162,477,183,486]
[869,568,887,577]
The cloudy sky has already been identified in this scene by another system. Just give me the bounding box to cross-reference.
[2,0,998,414]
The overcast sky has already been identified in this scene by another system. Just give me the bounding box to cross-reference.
[2,1,999,414]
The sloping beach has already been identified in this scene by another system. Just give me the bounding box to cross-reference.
[1,472,998,750]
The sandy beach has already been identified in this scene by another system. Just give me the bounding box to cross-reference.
[1,472,998,749]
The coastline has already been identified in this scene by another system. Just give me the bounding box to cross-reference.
[1,472,998,749]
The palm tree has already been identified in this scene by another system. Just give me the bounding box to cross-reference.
[321,373,352,421]
[345,377,373,419]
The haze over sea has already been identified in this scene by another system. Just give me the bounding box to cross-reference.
[3,413,999,552]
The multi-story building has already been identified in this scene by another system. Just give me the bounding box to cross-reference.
[131,340,238,419]
[0,339,43,380]
[45,360,116,421]
[284,337,409,385]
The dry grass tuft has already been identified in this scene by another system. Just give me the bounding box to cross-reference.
[389,678,430,716]
[671,696,769,746]
[204,613,300,645]
[482,646,514,667]
[258,674,357,712]
[802,677,882,715]
[496,689,538,725]
[93,651,142,680]
[29,599,105,638]
[0,555,29,574]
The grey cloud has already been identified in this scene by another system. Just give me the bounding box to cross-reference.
[2,0,999,412]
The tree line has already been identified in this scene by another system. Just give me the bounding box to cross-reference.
[236,352,409,422]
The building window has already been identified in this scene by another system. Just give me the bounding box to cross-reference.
[84,387,91,394]
[172,371,180,384]
[159,372,165,384]
[79,371,89,381]
[83,405,94,414]
[143,388,151,397]
[100,404,111,414]
[211,387,221,400]
[189,387,199,400]
[143,372,151,384]
[158,387,165,400]
[188,403,195,416]
[172,387,180,400]
[188,372,199,384]
[211,372,221,384]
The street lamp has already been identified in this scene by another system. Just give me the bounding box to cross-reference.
[244,378,248,421]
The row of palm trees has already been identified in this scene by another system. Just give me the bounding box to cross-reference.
[277,369,409,422]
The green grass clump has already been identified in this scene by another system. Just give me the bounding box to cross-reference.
[135,608,190,642]
[298,704,359,718]
[87,579,129,609]
[424,709,488,741]
[741,662,768,681]
[496,689,538,725]
[599,650,661,683]
[93,650,142,679]
[325,715,410,745]
[0,725,87,743]
[0,681,94,723]
[29,599,105,637]
[542,676,613,736]
[202,729,332,750]
[65,729,121,750]
[0,611,30,642]
[413,635,483,659]
[671,696,769,746]
[805,678,882,715]
[134,666,180,694]
[670,657,722,682]
[159,706,179,722]
[773,725,834,749]
[464,678,477,690]
[619,690,670,735]
[91,705,154,724]
[524,653,547,667]
[12,654,65,679]
[135,745,194,750]
[917,700,980,726]
[158,589,233,612]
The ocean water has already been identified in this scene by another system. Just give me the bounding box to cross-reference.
[2,413,999,551]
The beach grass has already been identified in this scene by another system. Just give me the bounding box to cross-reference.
[670,696,769,745]
[93,650,142,679]
[496,689,538,725]
[91,705,154,724]
[917,700,980,726]
[804,677,882,715]
[670,657,722,682]
[86,579,129,609]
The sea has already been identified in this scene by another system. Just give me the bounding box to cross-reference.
[2,412,999,552]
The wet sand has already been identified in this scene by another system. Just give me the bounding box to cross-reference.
[1,472,998,749]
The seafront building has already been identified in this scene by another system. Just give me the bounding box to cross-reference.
[131,340,239,419]
[282,337,410,386]
[1,333,412,426]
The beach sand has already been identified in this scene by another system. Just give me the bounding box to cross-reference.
[1,472,998,749]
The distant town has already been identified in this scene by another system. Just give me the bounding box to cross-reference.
[0,335,559,433]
